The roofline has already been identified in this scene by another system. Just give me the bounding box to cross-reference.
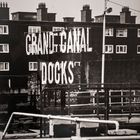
[95,14,136,18]
[11,12,37,15]
[1,19,140,26]
[11,11,56,15]
[95,15,120,18]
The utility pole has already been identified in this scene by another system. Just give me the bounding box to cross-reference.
[101,0,112,135]
[101,0,107,88]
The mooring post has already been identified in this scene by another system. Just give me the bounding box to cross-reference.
[49,119,54,137]
[76,121,81,137]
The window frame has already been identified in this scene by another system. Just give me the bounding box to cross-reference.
[52,27,65,32]
[0,25,9,35]
[116,45,127,54]
[74,61,81,66]
[0,62,9,71]
[29,62,38,71]
[105,28,113,37]
[105,45,114,54]
[116,28,127,37]
[137,45,140,54]
[138,29,140,38]
[28,26,41,33]
[0,44,9,53]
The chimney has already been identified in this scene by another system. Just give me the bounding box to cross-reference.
[63,17,74,22]
[120,6,136,24]
[37,2,56,22]
[0,2,9,20]
[81,5,92,22]
[37,3,47,21]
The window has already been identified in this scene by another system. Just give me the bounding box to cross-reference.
[0,62,9,71]
[0,25,9,35]
[105,28,113,36]
[116,28,127,37]
[105,45,113,54]
[137,45,140,54]
[28,26,41,33]
[0,44,9,53]
[138,29,140,37]
[116,45,127,54]
[74,61,80,66]
[53,27,65,32]
[29,62,38,71]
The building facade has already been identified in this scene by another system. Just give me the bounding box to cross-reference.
[0,2,140,98]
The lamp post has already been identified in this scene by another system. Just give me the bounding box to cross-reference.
[101,0,112,88]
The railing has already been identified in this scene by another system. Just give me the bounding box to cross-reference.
[1,112,119,139]
[37,84,140,126]
[65,89,140,119]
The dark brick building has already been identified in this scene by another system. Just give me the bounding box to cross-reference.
[0,2,140,99]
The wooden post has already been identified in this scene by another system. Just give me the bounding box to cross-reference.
[49,119,54,137]
[61,88,66,114]
[76,122,80,137]
[43,91,46,107]
[68,85,71,115]
[105,89,109,135]
[105,89,109,120]
[129,89,132,120]
[54,91,57,107]
[96,89,99,118]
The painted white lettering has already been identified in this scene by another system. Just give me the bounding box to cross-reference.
[67,30,73,53]
[49,32,54,54]
[42,32,48,54]
[41,62,47,85]
[73,28,80,53]
[60,31,66,53]
[37,33,43,54]
[68,61,74,84]
[86,28,92,52]
[41,61,74,85]
[55,61,60,84]
[31,33,38,55]
[26,34,31,55]
[80,28,86,52]
[25,27,91,55]
[61,61,68,84]
[48,62,54,84]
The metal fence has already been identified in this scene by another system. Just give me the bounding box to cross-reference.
[40,83,140,117]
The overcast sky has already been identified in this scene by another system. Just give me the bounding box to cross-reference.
[6,0,140,23]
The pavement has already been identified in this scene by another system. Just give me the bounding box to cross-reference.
[1,136,140,140]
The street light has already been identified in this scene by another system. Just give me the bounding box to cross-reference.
[101,0,112,88]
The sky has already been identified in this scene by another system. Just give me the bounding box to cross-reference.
[5,0,140,23]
